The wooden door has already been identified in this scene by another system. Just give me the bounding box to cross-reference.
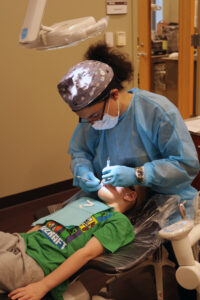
[178,0,195,119]
[196,0,200,116]
[137,0,151,90]
[137,0,195,119]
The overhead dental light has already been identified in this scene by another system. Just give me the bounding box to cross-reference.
[19,0,108,50]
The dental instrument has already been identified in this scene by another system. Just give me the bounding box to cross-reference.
[106,158,110,168]
[102,158,112,184]
[76,176,93,182]
[19,0,108,50]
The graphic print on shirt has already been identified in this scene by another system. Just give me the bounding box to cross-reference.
[39,210,113,249]
[39,225,67,250]
[79,216,97,232]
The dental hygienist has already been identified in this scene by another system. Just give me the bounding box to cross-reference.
[57,42,199,220]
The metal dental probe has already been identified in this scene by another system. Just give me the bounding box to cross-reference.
[106,157,110,167]
[76,176,93,182]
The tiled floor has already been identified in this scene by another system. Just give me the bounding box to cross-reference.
[0,189,197,300]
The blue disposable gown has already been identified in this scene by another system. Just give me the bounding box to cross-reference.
[68,88,199,220]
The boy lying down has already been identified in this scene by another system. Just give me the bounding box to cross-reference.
[0,185,148,300]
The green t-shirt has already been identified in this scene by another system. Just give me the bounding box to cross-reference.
[21,209,134,300]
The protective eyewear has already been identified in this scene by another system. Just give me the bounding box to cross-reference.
[79,94,109,124]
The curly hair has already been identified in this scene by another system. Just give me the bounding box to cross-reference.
[84,42,134,90]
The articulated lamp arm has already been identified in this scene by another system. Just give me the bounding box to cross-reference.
[19,0,108,50]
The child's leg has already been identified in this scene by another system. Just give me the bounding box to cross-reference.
[0,232,44,293]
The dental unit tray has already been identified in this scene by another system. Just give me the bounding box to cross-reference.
[19,0,108,50]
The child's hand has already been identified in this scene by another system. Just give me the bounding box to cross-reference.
[8,281,48,300]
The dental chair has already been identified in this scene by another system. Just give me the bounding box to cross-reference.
[33,193,179,300]
[159,191,200,300]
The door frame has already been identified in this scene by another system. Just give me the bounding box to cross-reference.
[137,0,151,91]
[178,0,195,119]
[196,0,200,116]
[136,0,195,119]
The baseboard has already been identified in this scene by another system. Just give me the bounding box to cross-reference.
[0,179,75,210]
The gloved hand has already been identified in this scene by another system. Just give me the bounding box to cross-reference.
[76,166,101,192]
[102,165,137,187]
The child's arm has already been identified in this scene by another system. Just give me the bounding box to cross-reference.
[26,225,42,233]
[8,236,104,300]
[42,235,104,289]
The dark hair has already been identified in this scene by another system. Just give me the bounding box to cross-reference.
[84,42,134,91]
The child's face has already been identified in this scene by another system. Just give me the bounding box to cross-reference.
[98,184,137,205]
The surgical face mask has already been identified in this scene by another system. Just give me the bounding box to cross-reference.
[92,99,119,130]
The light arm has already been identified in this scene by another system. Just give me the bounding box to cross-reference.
[19,0,47,44]
[19,0,108,50]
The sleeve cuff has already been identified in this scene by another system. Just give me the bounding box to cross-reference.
[143,163,154,187]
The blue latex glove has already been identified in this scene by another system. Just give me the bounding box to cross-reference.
[102,165,137,187]
[76,166,101,192]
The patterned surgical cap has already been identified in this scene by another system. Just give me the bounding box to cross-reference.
[57,60,114,111]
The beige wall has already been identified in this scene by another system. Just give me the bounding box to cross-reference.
[0,0,135,197]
